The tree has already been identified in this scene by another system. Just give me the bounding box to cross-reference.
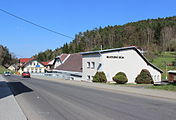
[0,45,17,67]
[62,43,69,53]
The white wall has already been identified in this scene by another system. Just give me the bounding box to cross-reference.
[82,54,101,82]
[82,49,161,83]
[8,66,15,71]
[54,59,62,69]
[102,50,161,83]
[23,60,46,73]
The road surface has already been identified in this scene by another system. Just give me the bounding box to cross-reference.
[4,75,176,120]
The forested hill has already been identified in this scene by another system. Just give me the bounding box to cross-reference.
[35,16,176,62]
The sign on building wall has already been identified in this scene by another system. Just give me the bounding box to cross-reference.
[36,65,40,67]
[106,55,124,59]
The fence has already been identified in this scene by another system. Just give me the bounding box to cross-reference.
[31,72,82,81]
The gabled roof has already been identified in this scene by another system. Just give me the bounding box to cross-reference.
[55,53,82,72]
[60,54,69,62]
[48,59,55,65]
[41,61,50,66]
[21,59,45,68]
[19,58,34,63]
[168,70,176,74]
[80,47,163,73]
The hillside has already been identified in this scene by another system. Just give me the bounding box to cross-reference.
[34,16,176,61]
[151,52,176,79]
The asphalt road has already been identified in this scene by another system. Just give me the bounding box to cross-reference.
[4,75,176,120]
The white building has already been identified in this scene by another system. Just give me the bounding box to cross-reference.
[81,47,162,83]
[8,65,16,71]
[21,59,46,73]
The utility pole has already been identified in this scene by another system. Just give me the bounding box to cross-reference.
[100,45,102,51]
[165,62,168,80]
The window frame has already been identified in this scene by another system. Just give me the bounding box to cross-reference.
[87,62,90,68]
[91,62,95,69]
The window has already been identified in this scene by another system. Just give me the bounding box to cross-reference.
[91,62,95,69]
[174,76,176,80]
[154,75,156,81]
[87,75,91,80]
[157,75,159,80]
[87,62,90,68]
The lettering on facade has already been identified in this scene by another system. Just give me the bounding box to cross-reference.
[106,56,124,59]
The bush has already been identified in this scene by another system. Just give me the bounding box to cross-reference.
[135,69,153,84]
[92,72,107,83]
[113,72,128,84]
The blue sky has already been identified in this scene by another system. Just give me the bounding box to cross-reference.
[0,0,176,58]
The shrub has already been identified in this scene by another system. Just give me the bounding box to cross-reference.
[113,72,128,84]
[135,69,153,84]
[92,72,107,83]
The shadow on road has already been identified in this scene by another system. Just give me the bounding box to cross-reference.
[7,82,33,96]
[0,81,12,99]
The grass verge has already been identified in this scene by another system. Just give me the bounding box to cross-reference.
[0,65,11,74]
[151,52,176,79]
[148,84,176,92]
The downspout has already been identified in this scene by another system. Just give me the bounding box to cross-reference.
[98,51,103,72]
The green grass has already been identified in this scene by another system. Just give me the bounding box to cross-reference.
[0,66,11,74]
[148,84,176,91]
[106,82,152,87]
[151,52,176,79]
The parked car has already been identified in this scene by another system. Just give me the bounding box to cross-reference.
[4,71,11,76]
[22,72,30,78]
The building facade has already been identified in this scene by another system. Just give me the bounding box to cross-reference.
[21,60,46,73]
[53,53,82,80]
[81,47,162,83]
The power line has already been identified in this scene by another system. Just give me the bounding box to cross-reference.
[0,8,74,39]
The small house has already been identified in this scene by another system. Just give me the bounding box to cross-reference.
[168,70,176,82]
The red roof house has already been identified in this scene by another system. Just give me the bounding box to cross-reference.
[19,58,34,63]
[19,58,34,67]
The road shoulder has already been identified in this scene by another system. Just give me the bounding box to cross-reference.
[0,75,27,120]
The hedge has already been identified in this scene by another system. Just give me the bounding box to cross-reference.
[92,72,107,83]
[135,69,153,84]
[113,72,128,84]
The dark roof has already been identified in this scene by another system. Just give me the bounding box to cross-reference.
[55,53,82,72]
[80,47,163,73]
[60,54,69,62]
